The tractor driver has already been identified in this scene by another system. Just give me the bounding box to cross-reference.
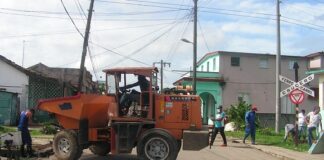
[119,75,150,114]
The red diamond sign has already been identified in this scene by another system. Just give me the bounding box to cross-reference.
[288,89,305,105]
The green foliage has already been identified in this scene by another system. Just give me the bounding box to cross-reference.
[0,126,16,134]
[226,129,309,152]
[225,101,251,130]
[40,123,58,135]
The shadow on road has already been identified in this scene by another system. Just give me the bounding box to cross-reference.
[80,154,139,160]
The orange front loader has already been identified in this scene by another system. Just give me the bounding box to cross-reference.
[38,67,209,160]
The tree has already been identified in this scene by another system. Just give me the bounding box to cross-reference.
[225,101,252,130]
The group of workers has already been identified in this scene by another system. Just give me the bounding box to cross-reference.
[284,106,323,146]
[209,105,258,148]
[209,104,323,148]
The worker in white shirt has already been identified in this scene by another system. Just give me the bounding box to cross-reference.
[306,106,322,146]
[298,109,307,141]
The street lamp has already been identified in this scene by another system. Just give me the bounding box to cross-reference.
[181,38,193,44]
[181,38,197,95]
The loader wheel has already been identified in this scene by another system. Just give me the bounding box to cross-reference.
[53,130,82,160]
[137,129,178,160]
[89,142,110,156]
[177,140,182,152]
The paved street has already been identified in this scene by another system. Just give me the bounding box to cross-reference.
[3,136,323,160]
[75,137,281,160]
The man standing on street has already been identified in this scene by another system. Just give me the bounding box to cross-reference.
[18,108,35,157]
[209,105,227,148]
[298,109,307,141]
[243,105,258,145]
[306,106,322,147]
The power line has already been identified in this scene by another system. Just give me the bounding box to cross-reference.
[165,0,192,61]
[166,14,192,61]
[200,10,276,21]
[0,10,78,20]
[74,0,99,81]
[97,0,276,17]
[200,7,275,17]
[0,7,187,17]
[281,19,324,33]
[198,19,210,52]
[96,16,187,70]
[0,22,178,39]
[97,0,191,10]
[282,0,318,18]
[281,16,324,30]
[60,0,84,38]
[96,9,187,16]
[94,18,187,22]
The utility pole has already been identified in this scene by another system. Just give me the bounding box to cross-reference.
[275,0,282,133]
[78,0,95,92]
[193,0,198,95]
[153,60,171,92]
[293,62,299,146]
[22,40,25,67]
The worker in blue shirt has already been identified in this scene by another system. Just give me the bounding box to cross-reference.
[209,105,227,148]
[18,108,35,157]
[243,105,258,145]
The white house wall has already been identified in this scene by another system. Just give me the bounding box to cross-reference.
[198,55,219,72]
[0,61,29,111]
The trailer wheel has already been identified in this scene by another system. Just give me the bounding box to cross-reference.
[89,142,110,156]
[53,130,82,160]
[137,129,178,160]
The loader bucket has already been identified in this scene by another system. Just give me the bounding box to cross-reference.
[37,94,115,129]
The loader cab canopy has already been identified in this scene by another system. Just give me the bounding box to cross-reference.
[103,67,159,118]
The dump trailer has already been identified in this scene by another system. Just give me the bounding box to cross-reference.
[37,67,209,160]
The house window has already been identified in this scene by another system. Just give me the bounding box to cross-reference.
[231,57,240,66]
[288,61,297,70]
[309,57,321,68]
[207,62,210,72]
[238,93,250,104]
[213,58,216,71]
[259,58,268,68]
[201,65,204,71]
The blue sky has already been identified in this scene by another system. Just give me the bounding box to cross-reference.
[0,0,323,86]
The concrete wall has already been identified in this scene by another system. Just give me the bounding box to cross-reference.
[219,52,318,114]
[257,113,296,129]
[0,61,29,111]
[29,64,94,93]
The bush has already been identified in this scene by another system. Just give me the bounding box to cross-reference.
[40,123,58,135]
[225,101,260,130]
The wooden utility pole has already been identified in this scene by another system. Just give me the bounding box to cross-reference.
[78,0,95,92]
[153,60,171,91]
[193,0,198,95]
[293,62,299,146]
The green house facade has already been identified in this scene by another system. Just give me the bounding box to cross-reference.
[174,54,223,124]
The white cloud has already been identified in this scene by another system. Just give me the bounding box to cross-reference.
[0,0,323,86]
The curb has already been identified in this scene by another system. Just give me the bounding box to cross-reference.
[247,144,295,160]
[231,139,295,160]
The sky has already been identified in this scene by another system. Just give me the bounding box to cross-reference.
[0,0,324,87]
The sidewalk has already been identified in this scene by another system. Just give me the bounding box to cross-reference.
[232,138,324,160]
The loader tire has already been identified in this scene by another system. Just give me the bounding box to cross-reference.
[53,130,82,160]
[177,140,182,152]
[137,129,178,160]
[89,142,110,156]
